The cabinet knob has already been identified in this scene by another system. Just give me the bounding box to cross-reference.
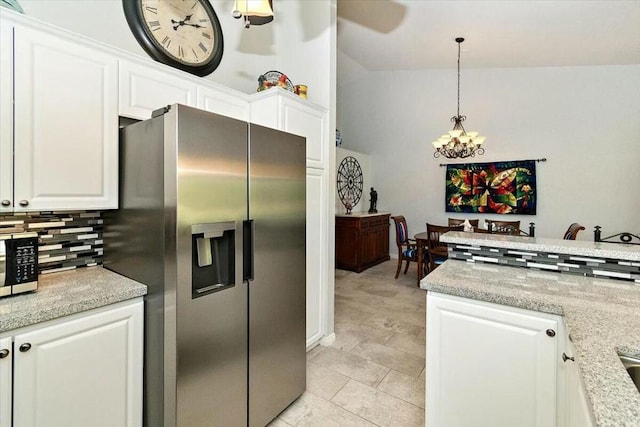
[19,200,29,207]
[562,352,575,362]
[19,343,31,352]
[1,200,10,207]
[0,349,9,359]
[546,329,556,337]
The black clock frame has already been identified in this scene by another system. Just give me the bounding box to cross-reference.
[122,0,224,77]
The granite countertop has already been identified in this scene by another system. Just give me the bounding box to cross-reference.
[0,266,147,333]
[442,231,640,262]
[422,260,640,427]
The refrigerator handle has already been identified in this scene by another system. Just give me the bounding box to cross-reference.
[243,219,254,282]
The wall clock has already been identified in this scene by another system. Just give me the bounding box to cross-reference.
[123,0,224,77]
[336,156,363,213]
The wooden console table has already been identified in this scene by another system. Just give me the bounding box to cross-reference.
[335,212,390,272]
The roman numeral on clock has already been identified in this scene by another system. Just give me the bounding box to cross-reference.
[162,36,171,48]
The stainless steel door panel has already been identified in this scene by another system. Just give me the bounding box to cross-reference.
[248,124,306,427]
[104,114,172,427]
[174,106,248,427]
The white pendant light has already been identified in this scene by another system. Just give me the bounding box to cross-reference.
[432,37,486,159]
[232,0,274,28]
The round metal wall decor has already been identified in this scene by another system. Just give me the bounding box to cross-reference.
[336,156,363,213]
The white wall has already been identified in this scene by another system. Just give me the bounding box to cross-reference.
[17,0,333,109]
[337,65,640,255]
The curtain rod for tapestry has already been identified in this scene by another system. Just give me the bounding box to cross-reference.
[439,158,547,167]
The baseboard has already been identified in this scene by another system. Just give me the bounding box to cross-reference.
[319,333,336,346]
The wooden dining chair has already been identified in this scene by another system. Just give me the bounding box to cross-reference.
[563,223,585,240]
[448,218,479,228]
[425,223,463,273]
[485,219,521,235]
[391,216,418,279]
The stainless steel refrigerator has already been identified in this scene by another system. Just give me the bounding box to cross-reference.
[104,104,306,427]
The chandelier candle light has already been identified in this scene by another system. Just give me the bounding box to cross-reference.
[432,37,486,159]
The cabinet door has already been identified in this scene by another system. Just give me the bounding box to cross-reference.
[564,339,596,427]
[13,300,143,427]
[197,85,250,122]
[0,337,11,427]
[281,98,327,169]
[13,25,118,211]
[119,60,197,120]
[250,90,328,169]
[426,293,558,427]
[0,23,12,213]
[306,168,326,348]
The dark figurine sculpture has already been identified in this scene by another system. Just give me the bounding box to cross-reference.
[368,187,378,214]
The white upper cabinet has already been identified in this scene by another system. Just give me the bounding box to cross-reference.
[12,24,119,211]
[197,85,250,122]
[250,89,328,169]
[119,59,198,120]
[0,22,13,213]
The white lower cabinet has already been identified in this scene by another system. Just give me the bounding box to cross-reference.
[0,299,143,427]
[563,337,597,427]
[0,338,11,427]
[426,292,560,427]
[305,168,326,347]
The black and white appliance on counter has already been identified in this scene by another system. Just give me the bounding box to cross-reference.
[0,232,38,297]
[105,104,306,427]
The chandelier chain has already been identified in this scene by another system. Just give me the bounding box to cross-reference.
[432,36,485,159]
[457,38,461,118]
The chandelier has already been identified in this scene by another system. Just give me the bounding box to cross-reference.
[432,37,486,159]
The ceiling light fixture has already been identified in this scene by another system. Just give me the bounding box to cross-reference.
[232,0,274,29]
[432,37,486,159]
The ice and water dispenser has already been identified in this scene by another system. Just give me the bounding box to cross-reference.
[191,222,236,298]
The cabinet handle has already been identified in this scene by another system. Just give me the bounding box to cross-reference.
[19,343,31,352]
[1,200,10,207]
[546,329,556,337]
[562,352,575,362]
[0,349,9,359]
[19,200,29,207]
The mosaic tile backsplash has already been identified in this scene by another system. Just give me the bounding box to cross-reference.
[448,243,640,284]
[0,211,103,275]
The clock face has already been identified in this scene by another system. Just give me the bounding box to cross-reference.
[123,0,224,76]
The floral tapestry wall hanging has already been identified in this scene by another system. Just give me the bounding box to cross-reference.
[445,160,536,215]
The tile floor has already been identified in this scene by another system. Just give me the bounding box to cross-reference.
[269,260,426,426]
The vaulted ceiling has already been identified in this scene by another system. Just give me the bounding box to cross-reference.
[337,0,640,81]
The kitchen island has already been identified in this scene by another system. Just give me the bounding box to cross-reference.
[421,232,640,427]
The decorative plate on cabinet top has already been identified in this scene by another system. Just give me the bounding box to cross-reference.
[257,70,294,92]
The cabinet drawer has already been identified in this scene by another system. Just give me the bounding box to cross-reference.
[360,215,390,230]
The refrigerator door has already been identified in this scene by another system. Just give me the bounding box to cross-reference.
[248,124,306,427]
[174,105,249,427]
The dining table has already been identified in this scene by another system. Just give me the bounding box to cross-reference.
[414,231,430,285]
[415,227,490,284]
